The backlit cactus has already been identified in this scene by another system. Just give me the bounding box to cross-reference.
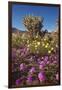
[23,15,44,37]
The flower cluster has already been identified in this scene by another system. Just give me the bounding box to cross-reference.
[11,28,59,87]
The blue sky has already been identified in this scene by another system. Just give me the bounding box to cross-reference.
[12,4,59,32]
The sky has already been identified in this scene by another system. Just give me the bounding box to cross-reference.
[12,4,59,32]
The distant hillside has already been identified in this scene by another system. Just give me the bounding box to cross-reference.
[12,27,58,39]
[12,27,27,34]
[12,27,20,32]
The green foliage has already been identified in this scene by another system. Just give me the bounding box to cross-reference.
[12,31,58,55]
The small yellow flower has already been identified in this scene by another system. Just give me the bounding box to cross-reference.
[44,38,46,41]
[27,40,29,43]
[45,45,48,48]
[35,45,38,48]
[27,44,30,47]
[51,47,54,50]
[36,35,38,38]
[37,42,40,45]
[48,50,51,54]
[46,43,49,46]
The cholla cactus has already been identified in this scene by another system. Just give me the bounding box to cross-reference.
[23,15,44,38]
